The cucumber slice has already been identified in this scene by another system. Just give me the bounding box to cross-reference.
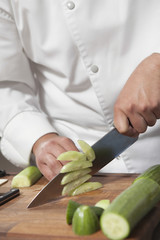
[95,199,110,210]
[11,166,42,188]
[66,200,81,225]
[100,178,160,240]
[60,160,93,173]
[70,181,102,196]
[66,200,103,225]
[57,151,86,161]
[78,140,95,161]
[90,206,104,218]
[72,205,100,235]
[61,168,91,185]
[62,174,91,196]
[101,213,129,240]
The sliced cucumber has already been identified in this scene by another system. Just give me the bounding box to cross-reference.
[61,168,91,185]
[11,166,42,188]
[72,205,100,235]
[78,140,95,161]
[134,164,160,185]
[66,200,103,225]
[95,199,110,210]
[57,151,86,161]
[66,200,81,225]
[60,160,93,173]
[101,213,129,240]
[70,181,102,196]
[90,206,104,218]
[62,174,91,196]
[100,178,160,240]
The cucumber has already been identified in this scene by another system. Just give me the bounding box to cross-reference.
[57,151,86,161]
[66,200,81,224]
[62,174,91,196]
[95,199,110,210]
[78,140,95,161]
[134,164,160,185]
[100,178,160,240]
[60,160,93,173]
[72,205,100,235]
[66,200,103,225]
[11,166,42,188]
[70,181,102,196]
[90,206,104,218]
[61,168,91,185]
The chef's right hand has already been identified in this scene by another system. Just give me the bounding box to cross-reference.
[32,133,79,181]
[114,53,160,137]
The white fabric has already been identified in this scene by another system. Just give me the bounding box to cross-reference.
[0,0,160,173]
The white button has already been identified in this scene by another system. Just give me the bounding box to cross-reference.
[91,65,99,73]
[66,1,75,10]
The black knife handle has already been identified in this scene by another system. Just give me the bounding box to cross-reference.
[0,170,6,177]
[0,188,20,206]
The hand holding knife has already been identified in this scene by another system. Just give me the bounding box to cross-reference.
[28,128,138,208]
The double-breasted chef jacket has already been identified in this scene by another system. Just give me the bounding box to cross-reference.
[0,0,160,173]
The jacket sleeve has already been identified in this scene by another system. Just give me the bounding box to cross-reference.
[0,1,55,168]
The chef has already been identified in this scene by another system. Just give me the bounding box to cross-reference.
[0,0,160,180]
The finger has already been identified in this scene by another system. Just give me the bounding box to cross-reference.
[59,137,79,152]
[128,113,148,133]
[114,110,139,136]
[140,111,157,126]
[47,154,63,174]
[38,162,55,181]
[49,143,67,159]
[153,107,160,119]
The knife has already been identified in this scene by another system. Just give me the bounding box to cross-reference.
[27,128,138,208]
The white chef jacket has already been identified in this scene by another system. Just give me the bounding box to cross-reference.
[0,0,160,173]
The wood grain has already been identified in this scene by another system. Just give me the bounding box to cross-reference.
[0,173,160,240]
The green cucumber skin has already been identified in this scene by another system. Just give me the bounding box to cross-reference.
[66,200,81,225]
[134,164,160,185]
[61,168,91,185]
[11,166,42,188]
[72,205,100,236]
[100,178,160,238]
[66,200,103,225]
[90,206,104,218]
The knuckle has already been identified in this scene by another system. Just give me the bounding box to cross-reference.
[150,53,160,69]
[126,103,135,114]
[60,136,72,145]
[139,104,147,113]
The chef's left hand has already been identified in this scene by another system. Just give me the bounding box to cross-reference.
[114,53,160,137]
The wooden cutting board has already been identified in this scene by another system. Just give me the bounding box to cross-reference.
[0,173,160,240]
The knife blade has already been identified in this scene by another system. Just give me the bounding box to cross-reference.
[27,128,138,208]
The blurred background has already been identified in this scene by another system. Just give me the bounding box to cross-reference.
[0,152,22,172]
